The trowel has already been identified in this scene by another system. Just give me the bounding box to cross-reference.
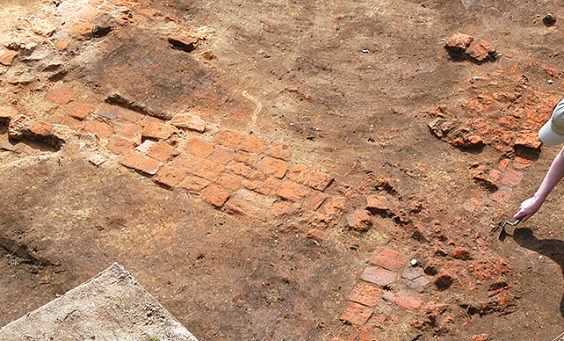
[499,218,522,242]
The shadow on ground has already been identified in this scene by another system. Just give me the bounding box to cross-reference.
[513,228,564,317]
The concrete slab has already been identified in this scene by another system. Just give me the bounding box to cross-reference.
[0,263,199,341]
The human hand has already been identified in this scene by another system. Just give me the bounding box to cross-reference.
[514,196,544,222]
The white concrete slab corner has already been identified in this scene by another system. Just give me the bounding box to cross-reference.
[0,263,199,341]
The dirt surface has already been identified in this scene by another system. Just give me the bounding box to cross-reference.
[0,0,563,340]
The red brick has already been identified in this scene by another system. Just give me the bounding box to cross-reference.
[339,302,373,326]
[67,102,92,120]
[234,150,260,167]
[114,122,140,140]
[513,157,532,170]
[466,38,496,62]
[239,135,264,153]
[394,291,423,311]
[243,180,260,191]
[258,157,288,179]
[28,121,53,139]
[118,107,145,123]
[445,32,473,50]
[255,177,281,196]
[409,276,432,293]
[175,154,225,182]
[154,164,187,188]
[369,248,406,272]
[361,266,397,287]
[366,195,393,212]
[307,192,327,210]
[119,150,162,175]
[208,146,233,165]
[107,136,133,154]
[146,141,176,162]
[287,164,311,184]
[46,86,76,105]
[97,105,121,120]
[83,121,113,138]
[307,229,327,240]
[263,144,292,161]
[346,210,372,231]
[500,169,523,186]
[142,121,175,140]
[322,197,346,216]
[202,184,231,207]
[215,174,241,191]
[348,282,382,307]
[213,130,244,148]
[185,138,214,158]
[69,22,94,38]
[229,162,263,181]
[287,164,333,190]
[179,175,210,194]
[276,181,312,201]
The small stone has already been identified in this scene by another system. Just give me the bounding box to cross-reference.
[136,140,155,153]
[170,112,207,132]
[410,259,418,267]
[0,50,18,66]
[168,34,197,52]
[88,153,107,166]
[543,14,557,27]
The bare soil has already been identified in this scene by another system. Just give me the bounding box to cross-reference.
[0,0,563,340]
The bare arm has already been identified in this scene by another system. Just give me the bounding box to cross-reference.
[514,147,564,221]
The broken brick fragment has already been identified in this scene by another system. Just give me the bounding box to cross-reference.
[369,247,406,272]
[339,302,373,326]
[346,209,372,231]
[263,144,292,161]
[119,150,162,175]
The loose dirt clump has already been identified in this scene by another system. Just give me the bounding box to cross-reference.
[0,0,563,340]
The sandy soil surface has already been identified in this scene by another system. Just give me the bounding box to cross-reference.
[0,0,563,340]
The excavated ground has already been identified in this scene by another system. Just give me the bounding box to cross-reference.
[0,0,563,340]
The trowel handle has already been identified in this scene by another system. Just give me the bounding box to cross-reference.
[506,218,522,226]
